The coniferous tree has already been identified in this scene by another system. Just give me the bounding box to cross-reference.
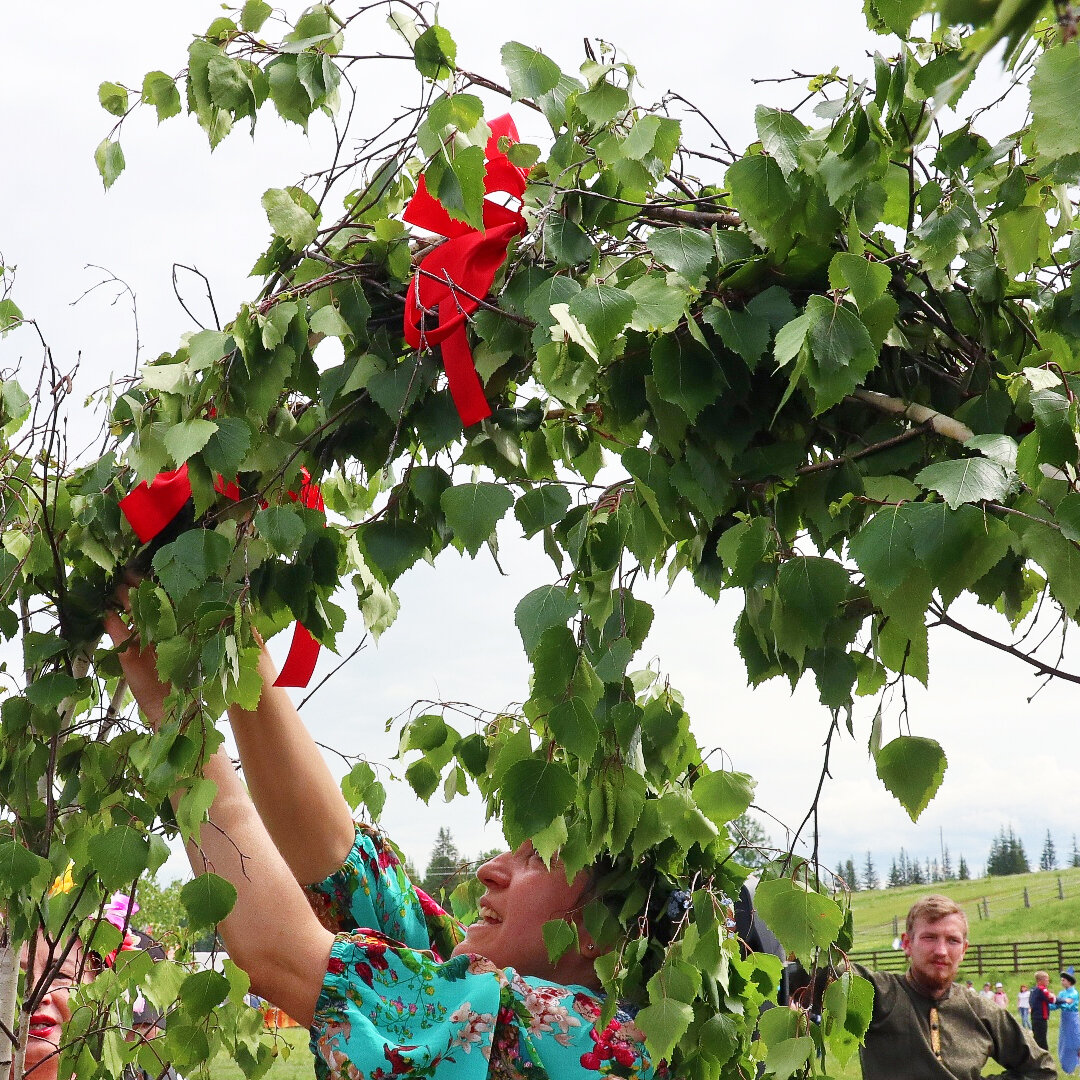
[1072,836,1080,869]
[835,860,847,888]
[888,858,903,888]
[845,857,859,892]
[958,855,970,881]
[909,857,925,885]
[898,848,910,884]
[422,827,463,900]
[863,851,880,890]
[942,846,954,880]
[1041,830,1058,871]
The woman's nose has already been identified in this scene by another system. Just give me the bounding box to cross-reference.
[476,851,512,887]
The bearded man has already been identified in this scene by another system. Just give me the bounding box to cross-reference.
[857,895,1053,1079]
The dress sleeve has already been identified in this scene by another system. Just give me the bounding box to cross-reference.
[304,824,464,959]
[310,941,657,1080]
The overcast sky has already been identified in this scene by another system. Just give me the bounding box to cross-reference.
[1,2,1070,891]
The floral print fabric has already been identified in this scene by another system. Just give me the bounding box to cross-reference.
[306,827,655,1080]
[305,824,464,962]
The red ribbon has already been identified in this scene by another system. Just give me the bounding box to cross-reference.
[403,114,530,427]
[119,464,323,687]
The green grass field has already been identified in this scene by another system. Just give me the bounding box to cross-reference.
[204,869,1079,1079]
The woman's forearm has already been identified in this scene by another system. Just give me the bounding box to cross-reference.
[184,748,334,1027]
[226,646,356,884]
[104,611,334,1027]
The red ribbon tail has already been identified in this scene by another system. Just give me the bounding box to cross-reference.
[273,623,321,687]
[439,314,492,426]
[119,465,193,543]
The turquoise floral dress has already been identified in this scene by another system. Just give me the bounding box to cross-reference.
[305,826,656,1080]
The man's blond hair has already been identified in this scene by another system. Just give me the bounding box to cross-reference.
[905,894,968,938]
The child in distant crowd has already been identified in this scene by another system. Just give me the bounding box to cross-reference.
[1018,983,1031,1029]
[994,982,1009,1008]
[1029,971,1056,1051]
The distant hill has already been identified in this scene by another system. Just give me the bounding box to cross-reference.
[849,866,1080,949]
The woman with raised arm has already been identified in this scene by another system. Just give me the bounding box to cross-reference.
[103,610,656,1080]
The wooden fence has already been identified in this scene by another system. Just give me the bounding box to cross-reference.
[849,939,1080,976]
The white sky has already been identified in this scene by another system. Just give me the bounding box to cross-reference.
[1,1,1070,890]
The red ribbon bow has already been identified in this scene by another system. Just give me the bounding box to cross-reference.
[403,114,530,427]
[119,464,323,687]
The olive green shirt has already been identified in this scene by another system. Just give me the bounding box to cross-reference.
[857,967,1056,1079]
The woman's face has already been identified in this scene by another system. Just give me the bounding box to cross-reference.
[451,842,597,984]
[15,939,93,1080]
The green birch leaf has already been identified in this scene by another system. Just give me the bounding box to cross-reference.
[627,275,687,332]
[765,1037,814,1079]
[501,759,576,846]
[874,735,947,822]
[694,770,756,826]
[567,285,636,349]
[262,188,318,251]
[652,335,726,422]
[753,877,844,968]
[202,417,251,478]
[1056,492,1080,543]
[267,56,311,127]
[543,918,579,966]
[649,228,716,282]
[181,873,237,929]
[501,42,562,100]
[413,25,457,79]
[755,106,810,177]
[25,672,80,710]
[141,72,182,123]
[208,53,255,113]
[163,419,218,467]
[773,556,851,662]
[179,970,231,1018]
[515,585,579,656]
[1017,520,1080,618]
[98,82,129,117]
[725,155,795,250]
[546,698,600,761]
[241,0,272,32]
[703,303,770,367]
[254,506,306,555]
[543,218,594,267]
[997,206,1046,278]
[867,0,923,36]
[774,311,812,367]
[576,81,629,127]
[1030,45,1080,162]
[637,999,694,1064]
[828,252,892,311]
[175,778,217,844]
[432,144,487,230]
[0,841,51,891]
[441,482,515,557]
[515,485,572,538]
[94,138,126,189]
[805,295,876,374]
[152,530,232,603]
[88,826,151,890]
[824,972,875,1066]
[915,457,1012,509]
[849,505,917,596]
